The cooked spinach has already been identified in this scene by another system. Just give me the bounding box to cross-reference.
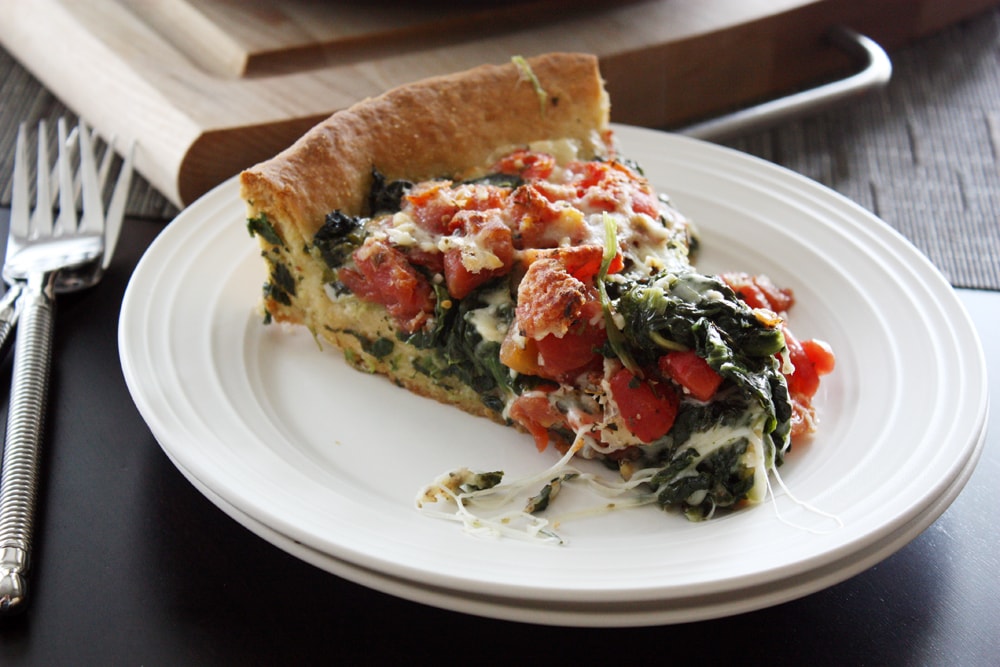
[463,173,524,189]
[312,210,366,269]
[405,282,518,414]
[344,330,395,360]
[261,256,296,306]
[368,169,412,215]
[247,213,283,247]
[616,270,790,446]
[652,437,754,520]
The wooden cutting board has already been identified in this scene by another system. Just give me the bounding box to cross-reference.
[2,0,997,208]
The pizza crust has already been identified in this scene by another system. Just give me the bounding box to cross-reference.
[239,53,614,429]
[240,53,610,241]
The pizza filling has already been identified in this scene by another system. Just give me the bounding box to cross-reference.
[254,145,834,525]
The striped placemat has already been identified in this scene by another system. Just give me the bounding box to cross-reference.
[725,10,1000,292]
[1,11,998,290]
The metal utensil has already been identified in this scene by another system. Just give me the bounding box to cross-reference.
[0,118,132,614]
[0,124,132,361]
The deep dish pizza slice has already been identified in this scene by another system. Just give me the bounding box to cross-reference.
[240,53,834,529]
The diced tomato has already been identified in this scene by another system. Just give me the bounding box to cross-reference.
[509,391,566,451]
[514,254,591,340]
[338,239,434,333]
[659,350,723,402]
[404,181,458,234]
[402,247,444,275]
[534,299,607,380]
[568,160,659,217]
[501,247,613,381]
[442,210,514,300]
[608,368,679,443]
[508,183,587,249]
[802,338,836,376]
[494,149,555,180]
[721,272,795,313]
[782,326,820,399]
[521,244,616,284]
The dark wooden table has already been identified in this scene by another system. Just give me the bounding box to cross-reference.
[2,12,999,667]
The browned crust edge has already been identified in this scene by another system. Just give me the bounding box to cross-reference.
[240,53,612,429]
[239,53,610,241]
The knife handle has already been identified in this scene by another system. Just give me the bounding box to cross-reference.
[0,279,54,614]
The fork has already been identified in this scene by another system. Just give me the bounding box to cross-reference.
[0,123,132,358]
[0,118,133,614]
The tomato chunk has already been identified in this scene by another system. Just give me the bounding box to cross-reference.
[494,149,555,180]
[339,239,434,333]
[721,272,795,313]
[404,180,457,234]
[782,326,820,398]
[608,368,679,443]
[802,338,836,376]
[568,160,660,217]
[442,209,514,300]
[534,299,606,380]
[659,350,723,402]
[509,391,566,451]
[508,183,587,249]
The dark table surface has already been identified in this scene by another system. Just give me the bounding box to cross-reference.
[0,216,996,666]
[2,13,1000,667]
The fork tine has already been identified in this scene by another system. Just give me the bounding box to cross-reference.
[32,121,54,237]
[101,139,134,270]
[96,133,114,193]
[54,119,77,237]
[46,125,78,210]
[77,120,104,236]
[9,124,30,241]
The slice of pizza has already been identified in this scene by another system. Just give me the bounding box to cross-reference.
[240,53,833,525]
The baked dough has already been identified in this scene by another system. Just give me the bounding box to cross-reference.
[239,53,615,423]
[240,53,833,524]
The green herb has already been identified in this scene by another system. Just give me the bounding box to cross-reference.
[270,260,296,297]
[524,473,578,514]
[511,55,548,115]
[312,210,367,269]
[343,330,395,360]
[597,212,640,373]
[247,213,283,247]
[459,470,504,493]
[405,282,518,413]
[262,258,296,306]
[263,280,292,306]
[463,173,524,189]
[368,169,412,215]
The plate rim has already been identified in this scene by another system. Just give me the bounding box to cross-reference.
[119,125,989,622]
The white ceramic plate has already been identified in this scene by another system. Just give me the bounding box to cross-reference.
[119,125,988,626]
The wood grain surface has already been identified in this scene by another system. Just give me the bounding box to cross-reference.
[3,0,996,208]
[0,3,998,290]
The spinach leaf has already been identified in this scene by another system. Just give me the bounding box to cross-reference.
[463,173,524,189]
[261,254,296,306]
[652,437,754,520]
[616,270,789,441]
[247,213,283,247]
[312,210,366,269]
[368,169,412,215]
[404,282,517,414]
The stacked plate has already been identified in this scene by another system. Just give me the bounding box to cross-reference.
[119,126,987,626]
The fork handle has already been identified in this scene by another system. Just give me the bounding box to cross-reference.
[0,276,54,614]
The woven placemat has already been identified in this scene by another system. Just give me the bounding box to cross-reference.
[726,10,1000,292]
[0,47,180,222]
[0,12,997,290]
